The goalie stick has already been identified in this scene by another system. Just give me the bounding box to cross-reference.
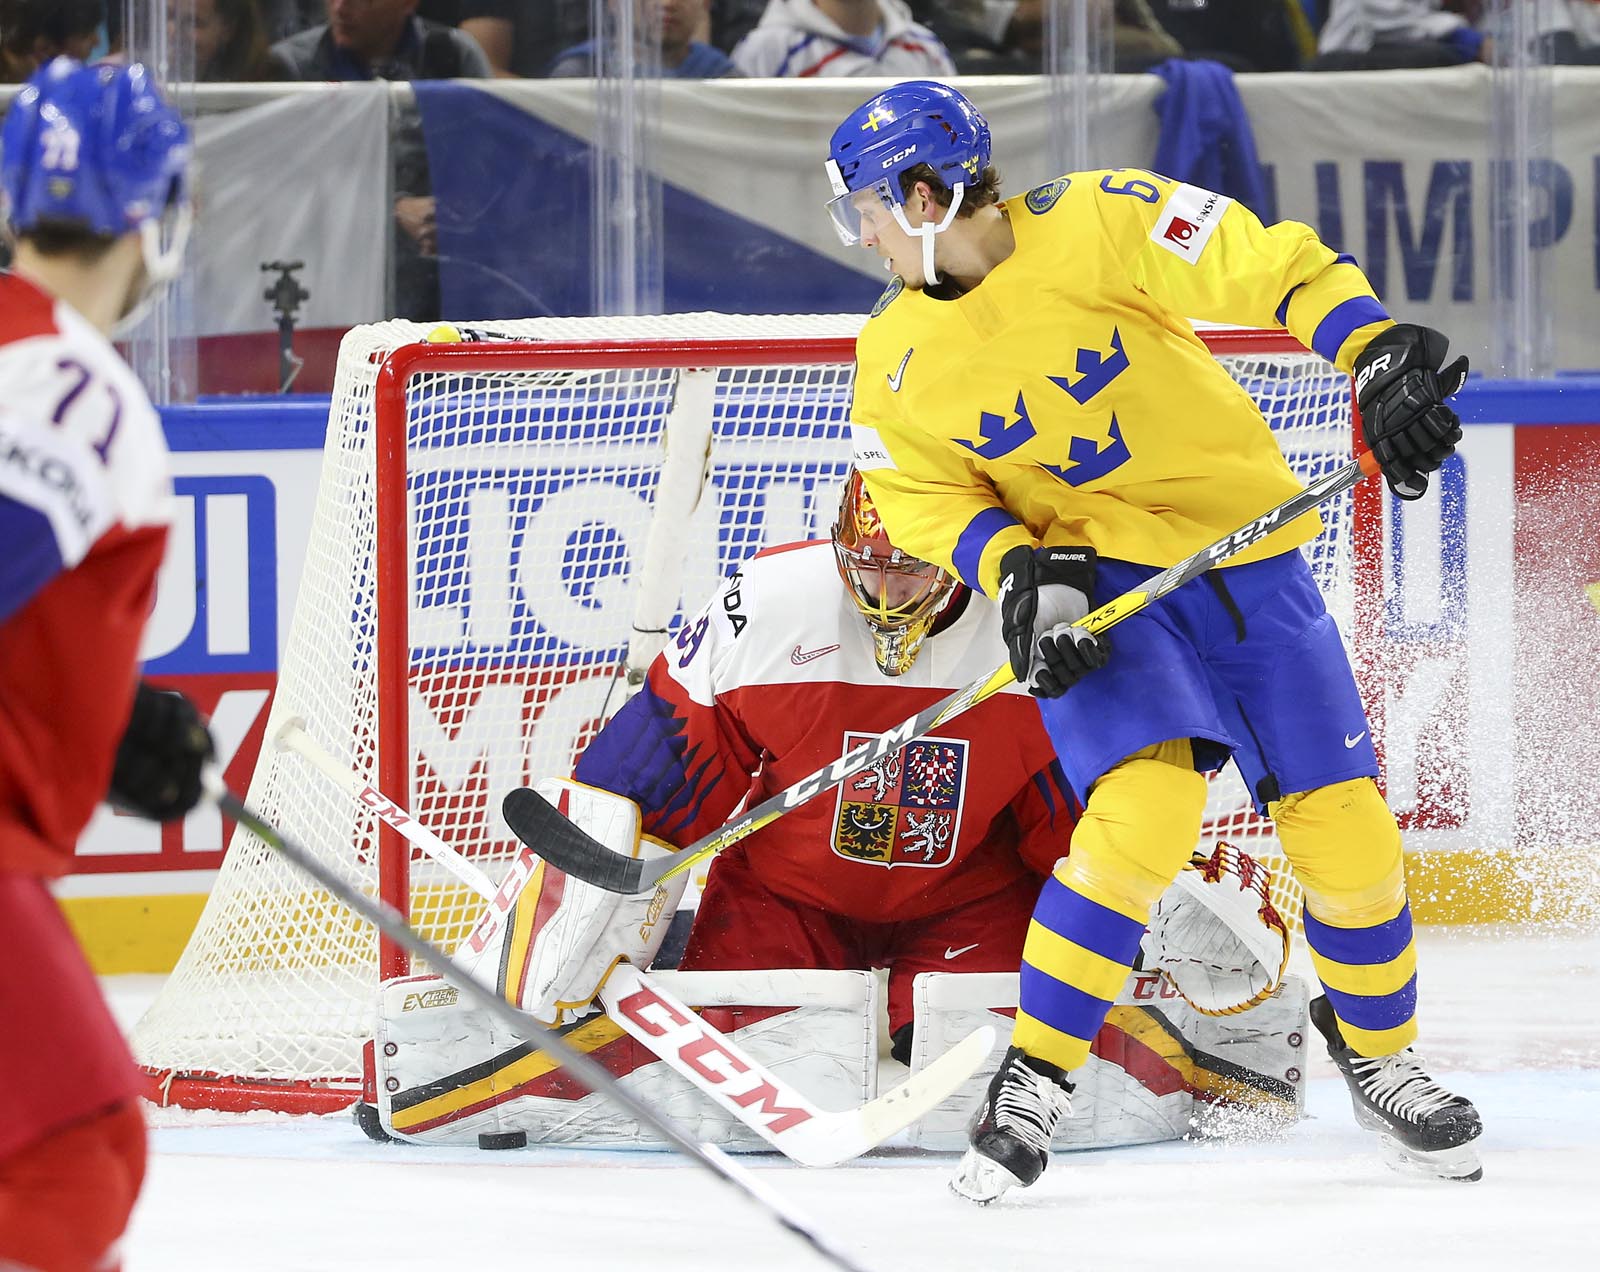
[504,449,1383,894]
[276,720,993,1166]
[205,772,871,1272]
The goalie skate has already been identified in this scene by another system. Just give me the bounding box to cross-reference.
[1310,996,1482,1182]
[949,1046,1074,1205]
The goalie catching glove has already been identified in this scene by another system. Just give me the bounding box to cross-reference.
[1354,323,1467,501]
[1144,843,1291,1016]
[455,778,687,1026]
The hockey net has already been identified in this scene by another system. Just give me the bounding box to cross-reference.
[132,315,1364,1112]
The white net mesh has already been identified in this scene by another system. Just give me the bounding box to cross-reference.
[132,315,1353,1103]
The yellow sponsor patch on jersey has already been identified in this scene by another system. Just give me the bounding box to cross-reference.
[870,275,905,317]
[1024,178,1071,215]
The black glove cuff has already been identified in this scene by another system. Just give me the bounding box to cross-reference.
[1033,544,1098,593]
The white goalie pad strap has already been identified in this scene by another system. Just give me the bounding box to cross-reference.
[453,778,688,1026]
[905,970,1309,1151]
[1144,842,1293,1017]
[373,969,878,1150]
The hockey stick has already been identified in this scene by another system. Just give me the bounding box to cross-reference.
[277,721,994,1166]
[504,450,1383,894]
[204,772,872,1272]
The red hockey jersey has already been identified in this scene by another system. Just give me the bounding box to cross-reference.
[0,273,172,878]
[574,539,1078,921]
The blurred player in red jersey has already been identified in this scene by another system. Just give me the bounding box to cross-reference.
[0,59,213,1271]
[556,468,1077,1063]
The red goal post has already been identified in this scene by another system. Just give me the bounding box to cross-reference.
[133,315,1370,1114]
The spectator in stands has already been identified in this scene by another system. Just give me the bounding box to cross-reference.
[1313,0,1485,68]
[0,0,104,82]
[171,0,283,80]
[903,0,1183,75]
[260,0,323,41]
[549,0,740,76]
[1144,0,1312,71]
[1553,0,1600,62]
[271,0,491,77]
[731,0,956,76]
[711,0,767,50]
[416,1,592,76]
[273,1,490,321]
[1482,0,1600,64]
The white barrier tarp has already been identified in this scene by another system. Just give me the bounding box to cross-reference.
[191,85,390,336]
[173,69,1600,370]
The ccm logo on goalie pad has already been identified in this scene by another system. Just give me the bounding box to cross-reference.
[1130,973,1182,1003]
[461,846,540,956]
[611,983,812,1133]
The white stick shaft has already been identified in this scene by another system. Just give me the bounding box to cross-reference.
[274,719,497,901]
[205,772,869,1272]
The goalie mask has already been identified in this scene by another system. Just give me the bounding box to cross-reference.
[832,470,956,677]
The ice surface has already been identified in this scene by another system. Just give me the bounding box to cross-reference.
[115,928,1599,1272]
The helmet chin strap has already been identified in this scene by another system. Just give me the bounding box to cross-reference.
[889,181,966,285]
[114,204,194,337]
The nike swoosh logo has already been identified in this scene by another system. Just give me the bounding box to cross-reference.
[1344,731,1367,749]
[887,347,913,393]
[944,943,979,960]
[791,643,840,666]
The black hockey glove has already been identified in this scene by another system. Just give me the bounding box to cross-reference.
[998,544,1110,699]
[1354,324,1468,501]
[108,682,215,822]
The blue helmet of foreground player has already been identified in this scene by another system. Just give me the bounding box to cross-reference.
[823,80,990,254]
[1,58,192,283]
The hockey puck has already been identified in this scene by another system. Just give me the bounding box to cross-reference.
[352,1101,397,1144]
[478,1130,527,1151]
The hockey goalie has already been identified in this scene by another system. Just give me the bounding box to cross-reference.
[369,471,1305,1154]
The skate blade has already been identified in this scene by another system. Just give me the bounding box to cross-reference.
[1376,1133,1483,1182]
[949,1147,1027,1205]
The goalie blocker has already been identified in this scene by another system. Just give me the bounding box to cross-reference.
[453,778,688,1027]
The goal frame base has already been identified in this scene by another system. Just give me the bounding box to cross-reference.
[139,1068,363,1115]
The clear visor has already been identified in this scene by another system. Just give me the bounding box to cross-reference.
[825,179,898,246]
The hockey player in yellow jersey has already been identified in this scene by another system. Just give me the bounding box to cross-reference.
[824,81,1482,1200]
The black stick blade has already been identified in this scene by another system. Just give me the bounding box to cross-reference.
[501,787,649,893]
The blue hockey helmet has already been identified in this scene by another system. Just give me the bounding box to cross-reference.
[2,58,191,283]
[823,80,990,283]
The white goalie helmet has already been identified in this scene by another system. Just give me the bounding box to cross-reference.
[832,469,958,677]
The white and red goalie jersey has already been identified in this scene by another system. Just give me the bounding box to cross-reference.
[0,272,172,878]
[573,538,1079,921]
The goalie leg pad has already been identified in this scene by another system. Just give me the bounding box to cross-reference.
[906,970,1309,1151]
[455,778,687,1026]
[373,969,878,1150]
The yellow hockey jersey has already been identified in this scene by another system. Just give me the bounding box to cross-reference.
[849,170,1392,597]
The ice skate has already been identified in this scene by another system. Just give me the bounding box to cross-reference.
[1310,995,1482,1182]
[950,1046,1074,1204]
